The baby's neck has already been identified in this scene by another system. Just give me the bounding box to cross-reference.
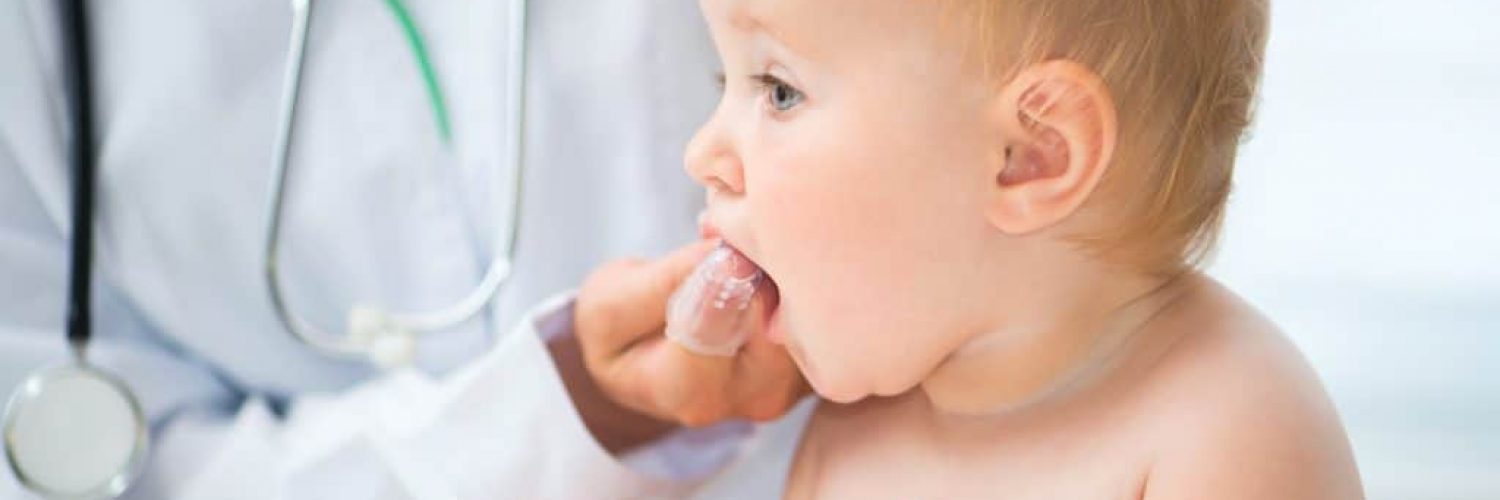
[919,263,1191,417]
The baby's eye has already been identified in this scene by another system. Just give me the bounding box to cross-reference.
[755,74,805,112]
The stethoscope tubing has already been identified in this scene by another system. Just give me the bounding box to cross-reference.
[263,0,531,361]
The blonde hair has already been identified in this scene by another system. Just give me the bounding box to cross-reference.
[952,0,1271,275]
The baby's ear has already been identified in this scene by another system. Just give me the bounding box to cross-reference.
[983,60,1118,235]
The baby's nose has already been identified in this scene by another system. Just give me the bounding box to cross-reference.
[684,119,745,195]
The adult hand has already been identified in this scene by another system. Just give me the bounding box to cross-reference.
[575,240,808,431]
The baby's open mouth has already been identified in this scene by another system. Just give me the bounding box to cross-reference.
[692,217,785,345]
[732,246,784,345]
[713,241,782,321]
[664,239,784,355]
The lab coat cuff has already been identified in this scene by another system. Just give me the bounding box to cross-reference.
[529,291,759,484]
[358,293,681,498]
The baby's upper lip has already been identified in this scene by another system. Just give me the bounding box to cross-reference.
[698,212,763,279]
[698,212,723,240]
[698,210,769,273]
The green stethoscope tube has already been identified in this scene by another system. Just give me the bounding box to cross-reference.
[383,0,452,144]
[265,0,530,363]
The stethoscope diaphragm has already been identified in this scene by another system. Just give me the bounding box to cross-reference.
[3,363,148,500]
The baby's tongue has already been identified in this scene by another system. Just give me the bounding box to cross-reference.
[664,242,777,356]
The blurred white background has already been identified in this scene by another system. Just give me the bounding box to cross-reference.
[1207,1,1499,498]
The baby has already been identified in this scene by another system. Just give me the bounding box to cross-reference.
[685,0,1363,498]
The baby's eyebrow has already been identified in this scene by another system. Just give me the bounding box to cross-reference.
[728,8,768,34]
[727,7,803,59]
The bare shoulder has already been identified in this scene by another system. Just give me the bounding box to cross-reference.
[1135,275,1364,500]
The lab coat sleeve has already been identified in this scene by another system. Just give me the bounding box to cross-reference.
[155,295,750,500]
[532,297,757,484]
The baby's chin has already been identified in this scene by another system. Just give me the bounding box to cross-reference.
[742,252,894,403]
[783,331,879,404]
[806,366,920,404]
[805,371,872,404]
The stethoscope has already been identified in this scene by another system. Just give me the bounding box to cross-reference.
[265,0,531,368]
[4,0,531,496]
[3,1,149,498]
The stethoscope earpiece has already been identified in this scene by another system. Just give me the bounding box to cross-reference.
[347,306,418,370]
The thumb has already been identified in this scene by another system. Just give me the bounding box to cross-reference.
[584,240,719,359]
[643,239,722,307]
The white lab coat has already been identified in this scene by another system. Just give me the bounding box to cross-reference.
[0,0,809,498]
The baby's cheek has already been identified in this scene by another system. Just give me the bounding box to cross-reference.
[756,147,909,308]
[747,136,920,388]
[757,218,899,391]
[748,154,843,265]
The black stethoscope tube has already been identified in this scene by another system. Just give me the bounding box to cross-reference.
[62,0,96,356]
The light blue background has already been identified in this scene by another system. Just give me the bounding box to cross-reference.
[1208,1,1499,497]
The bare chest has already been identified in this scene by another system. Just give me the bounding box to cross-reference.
[787,399,1151,500]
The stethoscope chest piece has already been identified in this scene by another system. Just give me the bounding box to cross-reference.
[3,363,148,500]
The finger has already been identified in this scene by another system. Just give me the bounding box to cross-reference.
[730,329,808,421]
[649,341,738,426]
[605,298,801,425]
[644,239,722,303]
[664,243,768,356]
[587,240,719,359]
[635,320,805,425]
[591,328,735,424]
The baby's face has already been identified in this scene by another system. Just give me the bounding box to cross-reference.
[689,0,1004,402]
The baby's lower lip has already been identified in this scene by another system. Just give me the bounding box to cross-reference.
[698,223,782,341]
[765,306,787,345]
[724,244,783,344]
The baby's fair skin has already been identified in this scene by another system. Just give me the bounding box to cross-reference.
[687,0,1363,498]
[786,275,1360,499]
